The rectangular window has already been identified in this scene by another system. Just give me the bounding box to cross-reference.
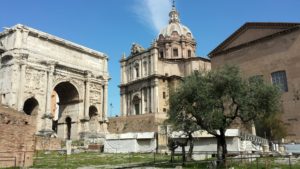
[135,67,139,78]
[188,50,191,57]
[163,92,166,99]
[173,48,178,57]
[144,90,147,101]
[143,61,147,76]
[271,71,288,92]
[160,51,164,58]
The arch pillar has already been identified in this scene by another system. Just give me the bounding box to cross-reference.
[80,71,91,136]
[17,60,27,111]
[102,81,108,120]
[39,62,56,136]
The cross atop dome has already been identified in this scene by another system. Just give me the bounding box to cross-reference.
[169,0,180,23]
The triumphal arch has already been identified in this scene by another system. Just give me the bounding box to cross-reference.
[0,24,109,140]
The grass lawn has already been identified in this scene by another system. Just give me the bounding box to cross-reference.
[32,151,168,169]
[30,151,300,169]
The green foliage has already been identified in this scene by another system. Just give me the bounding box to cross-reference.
[255,112,287,140]
[168,65,281,136]
[168,65,283,167]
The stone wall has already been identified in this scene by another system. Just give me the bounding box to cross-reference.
[35,136,62,151]
[0,105,36,168]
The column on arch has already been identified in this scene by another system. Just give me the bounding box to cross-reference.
[17,62,27,111]
[45,64,55,116]
[140,88,143,115]
[121,93,127,116]
[102,82,108,120]
[43,62,55,133]
[153,80,159,113]
[84,73,90,119]
[148,87,151,113]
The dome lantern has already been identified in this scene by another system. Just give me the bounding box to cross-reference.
[158,0,194,39]
[169,0,180,23]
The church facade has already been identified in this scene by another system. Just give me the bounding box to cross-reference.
[0,24,109,140]
[117,5,211,133]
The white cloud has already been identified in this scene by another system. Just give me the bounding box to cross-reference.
[133,0,172,33]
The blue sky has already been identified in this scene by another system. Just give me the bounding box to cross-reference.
[1,0,300,116]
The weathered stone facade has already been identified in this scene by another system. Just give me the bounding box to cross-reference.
[0,24,109,140]
[209,22,300,142]
[116,6,211,133]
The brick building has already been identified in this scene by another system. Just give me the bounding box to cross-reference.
[209,22,300,142]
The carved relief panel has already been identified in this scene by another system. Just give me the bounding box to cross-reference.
[24,68,46,94]
[90,82,102,105]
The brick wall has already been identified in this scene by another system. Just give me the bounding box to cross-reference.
[0,105,36,168]
[108,114,165,133]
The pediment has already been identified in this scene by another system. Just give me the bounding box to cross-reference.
[210,22,300,56]
[224,27,286,50]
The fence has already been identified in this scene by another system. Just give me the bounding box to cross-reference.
[167,151,299,169]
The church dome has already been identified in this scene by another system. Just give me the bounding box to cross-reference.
[158,5,193,39]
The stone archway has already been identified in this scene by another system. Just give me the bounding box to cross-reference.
[51,81,80,139]
[89,105,98,133]
[23,97,39,115]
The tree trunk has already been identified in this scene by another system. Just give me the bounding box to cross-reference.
[187,133,194,161]
[170,149,174,163]
[182,145,186,166]
[216,129,227,167]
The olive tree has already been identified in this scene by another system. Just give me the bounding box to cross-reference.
[168,65,281,166]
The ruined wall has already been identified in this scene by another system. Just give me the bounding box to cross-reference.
[35,136,62,151]
[108,114,165,133]
[0,105,36,168]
